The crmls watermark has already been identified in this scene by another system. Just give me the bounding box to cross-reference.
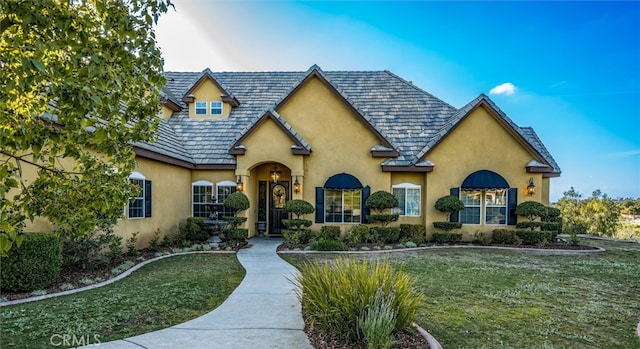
[50,333,101,347]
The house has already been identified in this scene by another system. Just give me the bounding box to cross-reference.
[30,64,561,245]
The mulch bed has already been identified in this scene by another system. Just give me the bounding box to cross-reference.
[279,241,600,252]
[304,318,427,349]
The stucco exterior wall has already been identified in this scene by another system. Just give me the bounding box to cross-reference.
[390,172,426,225]
[188,79,232,118]
[424,105,545,239]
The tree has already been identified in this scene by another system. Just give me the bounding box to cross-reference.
[0,0,172,255]
[556,187,620,237]
[515,201,547,222]
[434,195,465,222]
[365,190,399,227]
[222,191,250,246]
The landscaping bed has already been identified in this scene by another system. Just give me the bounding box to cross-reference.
[305,324,427,349]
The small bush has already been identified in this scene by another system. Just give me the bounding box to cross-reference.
[516,201,547,222]
[62,224,122,270]
[516,231,555,245]
[60,283,75,291]
[318,225,341,240]
[283,199,315,218]
[226,229,248,243]
[30,290,47,297]
[126,232,140,256]
[1,233,63,292]
[431,232,462,244]
[346,224,371,247]
[491,229,521,245]
[399,224,425,244]
[371,227,401,244]
[359,288,398,349]
[283,229,314,247]
[366,214,400,227]
[282,219,313,229]
[79,278,95,285]
[432,221,463,231]
[224,191,250,213]
[434,195,465,214]
[111,260,136,275]
[148,229,161,252]
[185,218,209,242]
[296,258,423,341]
[309,238,348,251]
[472,231,491,246]
[404,241,417,248]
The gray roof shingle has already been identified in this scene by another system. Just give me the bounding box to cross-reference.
[148,67,558,174]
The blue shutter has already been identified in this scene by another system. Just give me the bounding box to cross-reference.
[449,187,460,222]
[315,187,324,223]
[507,188,517,225]
[361,185,371,224]
[144,180,152,217]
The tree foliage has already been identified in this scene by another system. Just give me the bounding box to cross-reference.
[515,201,547,222]
[556,187,620,237]
[0,0,172,255]
[283,199,314,218]
[223,192,250,215]
[365,191,399,212]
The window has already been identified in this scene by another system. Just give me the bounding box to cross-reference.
[210,101,223,115]
[217,181,237,218]
[460,189,507,225]
[192,180,213,217]
[325,189,361,223]
[460,190,481,224]
[128,172,151,219]
[392,183,420,216]
[195,101,207,115]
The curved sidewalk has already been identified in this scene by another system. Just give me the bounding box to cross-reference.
[90,237,312,349]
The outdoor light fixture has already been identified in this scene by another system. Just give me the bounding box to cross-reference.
[526,177,536,196]
[270,164,281,183]
[293,176,300,193]
[236,176,243,192]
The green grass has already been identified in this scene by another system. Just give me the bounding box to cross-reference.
[283,239,640,349]
[1,253,245,349]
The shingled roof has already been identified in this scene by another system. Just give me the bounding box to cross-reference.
[144,65,559,175]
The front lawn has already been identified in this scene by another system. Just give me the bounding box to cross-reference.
[282,239,640,349]
[0,253,245,349]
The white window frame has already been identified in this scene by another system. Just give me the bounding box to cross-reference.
[324,189,362,224]
[195,101,207,115]
[210,101,223,115]
[392,183,421,217]
[459,189,508,226]
[216,180,237,217]
[128,172,145,219]
[192,180,214,217]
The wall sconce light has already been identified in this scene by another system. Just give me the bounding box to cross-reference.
[526,177,536,196]
[293,176,300,194]
[270,164,281,183]
[236,176,244,192]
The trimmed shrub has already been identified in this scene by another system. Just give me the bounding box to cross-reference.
[434,195,465,221]
[282,219,313,229]
[516,201,547,222]
[283,199,315,218]
[431,232,462,244]
[346,224,371,247]
[516,221,562,233]
[226,229,248,243]
[472,231,491,246]
[371,227,401,244]
[309,238,348,251]
[492,229,521,245]
[62,224,122,270]
[318,225,342,240]
[432,221,462,231]
[399,224,425,244]
[367,214,400,227]
[283,229,314,247]
[516,230,555,245]
[295,258,424,341]
[366,191,399,227]
[1,233,63,292]
[224,191,250,214]
[185,217,210,242]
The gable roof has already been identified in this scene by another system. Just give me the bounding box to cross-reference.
[138,65,559,175]
[229,110,312,155]
[180,68,239,106]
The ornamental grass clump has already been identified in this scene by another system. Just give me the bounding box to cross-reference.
[295,258,423,342]
[359,288,398,349]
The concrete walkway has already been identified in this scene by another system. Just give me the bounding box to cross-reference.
[90,237,312,349]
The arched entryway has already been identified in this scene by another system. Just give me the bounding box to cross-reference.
[253,162,292,236]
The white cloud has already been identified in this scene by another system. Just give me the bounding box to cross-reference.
[489,82,517,95]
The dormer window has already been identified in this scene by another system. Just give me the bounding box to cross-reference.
[195,101,207,115]
[210,101,223,115]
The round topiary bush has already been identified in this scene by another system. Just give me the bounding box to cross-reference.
[515,201,547,222]
[365,191,399,212]
[1,232,63,292]
[434,195,465,219]
[283,199,314,218]
[223,191,250,215]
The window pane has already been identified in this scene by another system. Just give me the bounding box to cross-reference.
[343,190,361,223]
[460,207,480,224]
[129,179,145,218]
[485,189,506,206]
[210,101,223,115]
[461,190,481,205]
[392,188,406,215]
[325,190,342,223]
[193,185,213,217]
[195,101,207,115]
[218,185,237,217]
[486,207,507,224]
[406,188,420,216]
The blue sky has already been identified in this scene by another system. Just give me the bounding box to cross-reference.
[155,0,640,201]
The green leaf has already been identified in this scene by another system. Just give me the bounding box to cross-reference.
[31,59,45,73]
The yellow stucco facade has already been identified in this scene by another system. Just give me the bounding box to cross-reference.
[17,67,558,247]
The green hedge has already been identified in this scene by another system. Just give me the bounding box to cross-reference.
[186,217,209,241]
[1,233,63,292]
[346,225,371,247]
[515,221,562,233]
[431,232,462,244]
[491,229,521,245]
[318,225,341,240]
[399,224,425,244]
[309,238,348,251]
[371,227,401,244]
[516,231,555,245]
[432,221,462,231]
[283,229,314,246]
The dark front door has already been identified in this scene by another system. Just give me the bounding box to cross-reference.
[269,181,289,235]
